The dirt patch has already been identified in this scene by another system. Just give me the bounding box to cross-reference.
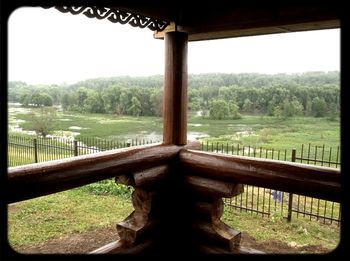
[240,232,330,254]
[14,227,119,254]
[14,227,331,254]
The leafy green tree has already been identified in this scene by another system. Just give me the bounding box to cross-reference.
[19,93,30,107]
[305,97,313,116]
[209,99,229,120]
[102,86,121,114]
[61,92,76,111]
[30,92,53,107]
[327,103,338,121]
[242,98,254,113]
[267,100,278,116]
[189,97,201,112]
[8,71,340,118]
[218,86,237,103]
[83,91,105,113]
[119,89,132,115]
[281,99,294,118]
[77,87,89,108]
[150,89,163,117]
[312,97,327,117]
[127,97,142,116]
[200,86,219,110]
[273,105,283,119]
[228,101,242,119]
[290,98,304,116]
[30,107,57,137]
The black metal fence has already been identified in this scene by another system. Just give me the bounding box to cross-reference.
[7,135,160,167]
[201,142,341,226]
[8,135,341,225]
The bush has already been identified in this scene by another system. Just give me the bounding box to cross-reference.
[79,179,133,198]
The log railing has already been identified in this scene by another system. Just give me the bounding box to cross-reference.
[7,142,341,254]
[7,142,178,203]
[180,149,341,203]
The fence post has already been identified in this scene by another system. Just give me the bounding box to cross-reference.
[74,140,78,156]
[33,138,38,163]
[287,148,297,222]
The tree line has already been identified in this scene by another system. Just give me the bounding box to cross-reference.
[8,71,339,119]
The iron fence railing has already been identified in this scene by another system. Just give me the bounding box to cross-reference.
[201,141,341,226]
[8,135,341,225]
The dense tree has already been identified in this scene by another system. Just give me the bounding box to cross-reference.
[8,71,339,119]
[83,91,105,113]
[242,98,254,113]
[228,101,242,119]
[19,93,30,107]
[30,92,53,107]
[77,87,89,108]
[312,97,328,117]
[150,89,163,117]
[30,107,57,137]
[209,99,229,120]
[61,92,75,111]
[127,97,142,116]
[305,98,313,117]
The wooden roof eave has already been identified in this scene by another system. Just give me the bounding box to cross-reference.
[153,7,340,41]
[45,5,340,40]
[154,19,340,41]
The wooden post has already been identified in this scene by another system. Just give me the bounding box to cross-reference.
[163,31,188,145]
[287,148,296,222]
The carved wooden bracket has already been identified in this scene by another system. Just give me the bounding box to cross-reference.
[93,165,170,254]
[90,142,265,254]
[185,175,244,253]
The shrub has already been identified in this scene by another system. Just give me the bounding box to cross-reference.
[79,179,133,198]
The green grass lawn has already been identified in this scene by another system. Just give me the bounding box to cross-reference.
[7,186,340,252]
[222,207,340,251]
[8,186,133,249]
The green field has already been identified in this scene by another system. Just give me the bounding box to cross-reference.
[189,114,340,149]
[12,108,340,150]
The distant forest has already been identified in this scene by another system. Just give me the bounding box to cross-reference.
[8,71,340,119]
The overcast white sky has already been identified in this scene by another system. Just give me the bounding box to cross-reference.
[8,7,340,85]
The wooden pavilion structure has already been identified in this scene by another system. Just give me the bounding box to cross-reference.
[5,1,343,256]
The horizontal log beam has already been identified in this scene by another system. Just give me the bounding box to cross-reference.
[7,143,180,203]
[185,176,244,198]
[180,149,341,202]
[198,244,265,254]
[133,165,169,187]
[89,240,129,254]
[89,239,153,254]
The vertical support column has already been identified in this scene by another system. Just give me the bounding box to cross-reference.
[163,32,188,145]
